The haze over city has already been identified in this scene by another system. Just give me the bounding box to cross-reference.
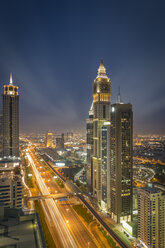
[0,0,165,134]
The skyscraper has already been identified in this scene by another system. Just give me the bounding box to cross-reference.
[0,174,22,208]
[0,113,3,157]
[46,131,53,147]
[138,187,165,248]
[109,101,133,223]
[0,74,22,210]
[56,133,64,149]
[92,60,111,202]
[86,102,93,190]
[2,74,19,159]
[101,121,110,210]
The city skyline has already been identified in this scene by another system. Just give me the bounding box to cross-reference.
[0,2,165,248]
[0,1,165,134]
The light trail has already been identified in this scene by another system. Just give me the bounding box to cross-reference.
[27,152,77,248]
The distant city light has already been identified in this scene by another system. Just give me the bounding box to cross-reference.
[55,162,65,167]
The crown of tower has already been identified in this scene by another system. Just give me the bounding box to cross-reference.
[97,59,108,79]
[3,73,18,96]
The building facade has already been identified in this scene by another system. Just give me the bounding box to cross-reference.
[56,133,64,149]
[2,74,19,159]
[109,102,133,223]
[101,121,110,210]
[92,60,111,203]
[86,102,93,190]
[0,174,22,208]
[46,131,53,147]
[138,187,165,248]
[66,132,73,141]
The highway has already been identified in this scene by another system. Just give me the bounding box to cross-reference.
[134,156,165,166]
[27,151,77,248]
[78,195,129,248]
[39,160,99,247]
[24,144,130,247]
[41,152,129,248]
[57,198,98,248]
[26,149,103,248]
[133,165,155,183]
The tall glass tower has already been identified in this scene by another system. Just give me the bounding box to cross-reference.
[109,102,133,223]
[86,102,94,191]
[2,74,19,159]
[92,60,111,203]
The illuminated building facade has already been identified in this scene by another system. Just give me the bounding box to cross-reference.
[2,74,19,159]
[56,133,64,149]
[109,102,133,223]
[0,113,3,157]
[101,122,110,209]
[92,60,111,202]
[46,131,53,147]
[86,102,93,190]
[0,174,22,208]
[138,187,165,248]
[66,132,73,141]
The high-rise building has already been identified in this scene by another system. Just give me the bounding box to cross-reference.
[109,101,133,223]
[2,74,19,159]
[138,187,165,248]
[56,133,64,149]
[0,113,3,157]
[0,174,22,208]
[101,121,110,210]
[46,131,53,147]
[92,60,111,202]
[0,74,22,210]
[66,132,73,141]
[86,102,93,190]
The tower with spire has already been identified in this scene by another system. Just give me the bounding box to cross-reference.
[91,60,111,203]
[2,74,19,159]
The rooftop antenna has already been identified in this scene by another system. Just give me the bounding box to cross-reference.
[117,86,121,103]
[9,73,13,85]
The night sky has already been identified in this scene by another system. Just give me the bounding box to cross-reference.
[0,0,165,134]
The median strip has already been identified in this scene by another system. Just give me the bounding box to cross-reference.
[72,204,93,224]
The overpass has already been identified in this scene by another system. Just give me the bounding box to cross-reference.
[27,193,69,200]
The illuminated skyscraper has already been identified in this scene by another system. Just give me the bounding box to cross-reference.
[56,133,64,149]
[46,131,53,147]
[101,121,110,210]
[2,74,19,159]
[86,102,93,190]
[138,187,165,248]
[0,174,22,208]
[66,132,73,141]
[0,113,3,157]
[109,101,133,223]
[92,60,111,202]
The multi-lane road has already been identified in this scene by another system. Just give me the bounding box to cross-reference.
[27,150,77,248]
[134,156,165,166]
[25,146,132,248]
[26,149,102,248]
[40,150,130,248]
